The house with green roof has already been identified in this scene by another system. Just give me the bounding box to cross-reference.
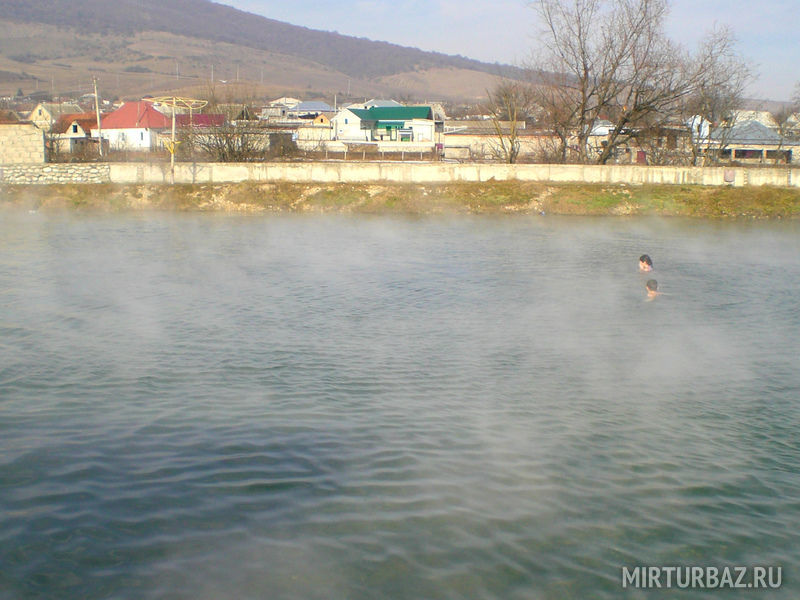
[332,105,437,145]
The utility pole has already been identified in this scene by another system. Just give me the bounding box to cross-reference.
[170,99,176,183]
[93,76,103,158]
[145,96,207,185]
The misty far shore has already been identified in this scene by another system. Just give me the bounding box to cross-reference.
[2,182,799,218]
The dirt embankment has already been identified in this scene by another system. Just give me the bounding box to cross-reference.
[2,181,800,218]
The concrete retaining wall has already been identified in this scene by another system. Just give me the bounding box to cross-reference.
[1,160,797,188]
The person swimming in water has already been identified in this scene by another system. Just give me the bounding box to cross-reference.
[646,279,659,299]
[639,254,653,272]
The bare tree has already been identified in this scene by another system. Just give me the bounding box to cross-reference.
[590,2,696,164]
[485,79,533,163]
[528,0,751,165]
[791,82,800,139]
[681,26,752,165]
[767,81,800,163]
[770,105,796,164]
[189,123,270,162]
[530,0,606,163]
[184,123,298,162]
[530,70,582,162]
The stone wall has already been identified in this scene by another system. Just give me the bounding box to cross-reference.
[0,123,46,165]
[1,160,797,188]
[0,164,111,184]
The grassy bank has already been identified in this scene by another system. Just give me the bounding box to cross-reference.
[2,181,800,217]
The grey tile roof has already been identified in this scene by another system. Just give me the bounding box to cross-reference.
[296,101,333,112]
[710,120,783,144]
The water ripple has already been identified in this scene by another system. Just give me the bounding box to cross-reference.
[1,214,799,599]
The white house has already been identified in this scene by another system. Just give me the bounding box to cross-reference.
[270,97,301,109]
[731,110,779,129]
[296,114,334,150]
[331,108,371,141]
[332,106,436,143]
[92,101,170,151]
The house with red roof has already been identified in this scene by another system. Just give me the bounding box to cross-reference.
[52,112,104,154]
[92,101,170,151]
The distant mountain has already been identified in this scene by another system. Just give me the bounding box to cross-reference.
[0,0,518,99]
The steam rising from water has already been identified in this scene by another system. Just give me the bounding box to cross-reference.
[1,212,799,599]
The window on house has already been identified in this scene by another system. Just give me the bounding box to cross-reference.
[734,149,762,159]
[344,119,348,124]
[72,124,78,133]
[766,150,789,161]
[141,132,144,141]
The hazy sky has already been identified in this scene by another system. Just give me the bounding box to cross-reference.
[221,0,797,101]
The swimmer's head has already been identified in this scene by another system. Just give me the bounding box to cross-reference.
[646,279,658,296]
[639,254,653,271]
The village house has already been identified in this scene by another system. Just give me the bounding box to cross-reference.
[332,105,437,144]
[175,113,226,128]
[148,113,227,156]
[216,103,258,123]
[786,112,800,138]
[705,120,800,164]
[260,100,333,124]
[731,110,779,129]
[159,113,227,147]
[295,114,333,150]
[344,99,403,110]
[93,101,170,151]
[444,123,560,161]
[271,97,302,109]
[0,110,21,124]
[295,101,333,119]
[28,102,82,131]
[50,112,105,155]
[585,119,693,165]
[260,104,287,121]
[259,97,302,121]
